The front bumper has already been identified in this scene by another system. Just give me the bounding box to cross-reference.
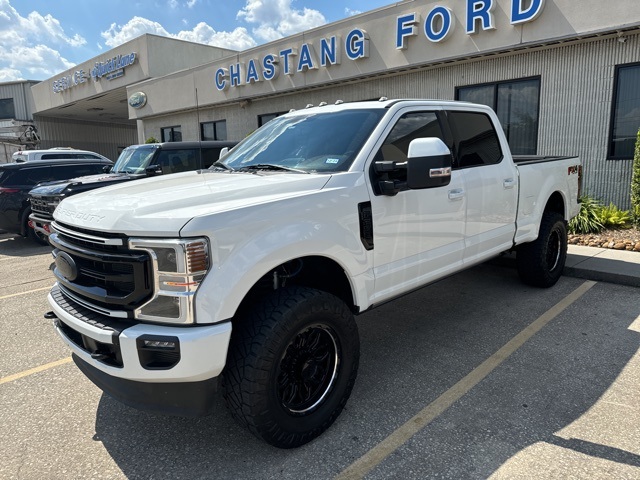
[48,284,232,415]
[28,212,52,237]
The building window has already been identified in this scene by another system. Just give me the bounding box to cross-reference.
[161,126,182,142]
[609,63,640,160]
[0,98,16,119]
[258,111,287,127]
[456,77,540,155]
[201,120,227,140]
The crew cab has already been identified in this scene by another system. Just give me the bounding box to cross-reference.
[45,99,580,448]
[29,140,236,238]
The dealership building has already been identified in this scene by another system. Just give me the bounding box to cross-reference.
[28,0,640,207]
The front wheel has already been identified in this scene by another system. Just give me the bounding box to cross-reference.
[222,287,359,448]
[517,212,567,288]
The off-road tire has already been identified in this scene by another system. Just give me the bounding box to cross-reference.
[222,286,359,448]
[517,212,567,287]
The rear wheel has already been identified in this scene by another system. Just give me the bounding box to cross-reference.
[517,212,567,287]
[222,286,359,448]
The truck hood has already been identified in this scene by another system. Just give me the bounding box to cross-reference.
[53,170,332,235]
[30,173,134,196]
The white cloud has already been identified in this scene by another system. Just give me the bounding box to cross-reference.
[101,16,170,47]
[345,8,362,17]
[186,0,198,8]
[0,67,22,81]
[102,17,256,51]
[168,0,179,9]
[176,22,257,50]
[0,1,86,48]
[237,0,326,42]
[0,44,75,78]
[0,0,85,80]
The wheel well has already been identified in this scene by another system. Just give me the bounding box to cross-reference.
[235,256,357,318]
[544,191,565,219]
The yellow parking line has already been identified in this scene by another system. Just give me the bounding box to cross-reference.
[0,357,73,385]
[0,286,51,300]
[336,280,597,480]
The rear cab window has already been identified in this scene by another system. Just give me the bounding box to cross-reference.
[446,111,503,168]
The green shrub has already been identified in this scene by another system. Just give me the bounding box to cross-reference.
[568,195,604,234]
[632,128,640,226]
[145,136,159,144]
[597,203,631,229]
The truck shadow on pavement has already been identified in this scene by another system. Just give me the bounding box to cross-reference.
[92,263,640,479]
[0,232,51,257]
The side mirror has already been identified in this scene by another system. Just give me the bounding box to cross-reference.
[102,165,112,173]
[145,165,162,176]
[219,147,229,159]
[374,138,452,196]
[406,138,452,189]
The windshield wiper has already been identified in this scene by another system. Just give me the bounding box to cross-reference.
[236,164,309,174]
[211,161,235,172]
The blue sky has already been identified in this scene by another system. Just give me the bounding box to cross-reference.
[0,0,393,82]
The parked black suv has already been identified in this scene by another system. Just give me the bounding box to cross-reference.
[29,141,237,239]
[0,157,113,244]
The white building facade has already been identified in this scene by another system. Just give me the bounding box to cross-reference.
[32,0,640,207]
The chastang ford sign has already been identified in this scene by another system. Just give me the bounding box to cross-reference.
[215,0,545,91]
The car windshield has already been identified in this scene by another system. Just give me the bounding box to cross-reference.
[218,108,385,173]
[112,146,158,174]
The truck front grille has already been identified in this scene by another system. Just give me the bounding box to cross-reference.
[30,195,58,221]
[49,222,153,315]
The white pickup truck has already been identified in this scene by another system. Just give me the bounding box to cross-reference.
[46,99,580,448]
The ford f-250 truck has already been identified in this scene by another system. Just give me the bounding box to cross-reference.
[45,99,580,448]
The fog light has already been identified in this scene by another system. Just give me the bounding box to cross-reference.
[137,335,181,370]
[143,340,176,349]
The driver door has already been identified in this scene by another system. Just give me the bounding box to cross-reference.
[368,109,466,305]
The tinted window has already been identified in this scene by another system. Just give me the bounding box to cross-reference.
[155,149,200,174]
[201,120,227,141]
[41,154,68,159]
[448,111,503,167]
[609,63,640,159]
[202,148,223,168]
[377,112,446,162]
[161,126,182,142]
[5,166,51,185]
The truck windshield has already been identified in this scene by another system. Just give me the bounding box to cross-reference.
[112,146,158,174]
[219,108,385,173]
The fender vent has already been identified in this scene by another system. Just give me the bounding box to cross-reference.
[358,202,374,251]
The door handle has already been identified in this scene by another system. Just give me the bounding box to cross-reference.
[503,178,516,189]
[448,188,464,200]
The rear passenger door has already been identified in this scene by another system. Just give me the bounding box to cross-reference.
[446,110,518,264]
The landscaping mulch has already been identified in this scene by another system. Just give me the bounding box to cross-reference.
[568,227,640,252]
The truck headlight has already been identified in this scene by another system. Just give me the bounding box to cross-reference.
[129,238,210,324]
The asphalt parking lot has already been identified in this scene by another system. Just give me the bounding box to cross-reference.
[1,232,639,480]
